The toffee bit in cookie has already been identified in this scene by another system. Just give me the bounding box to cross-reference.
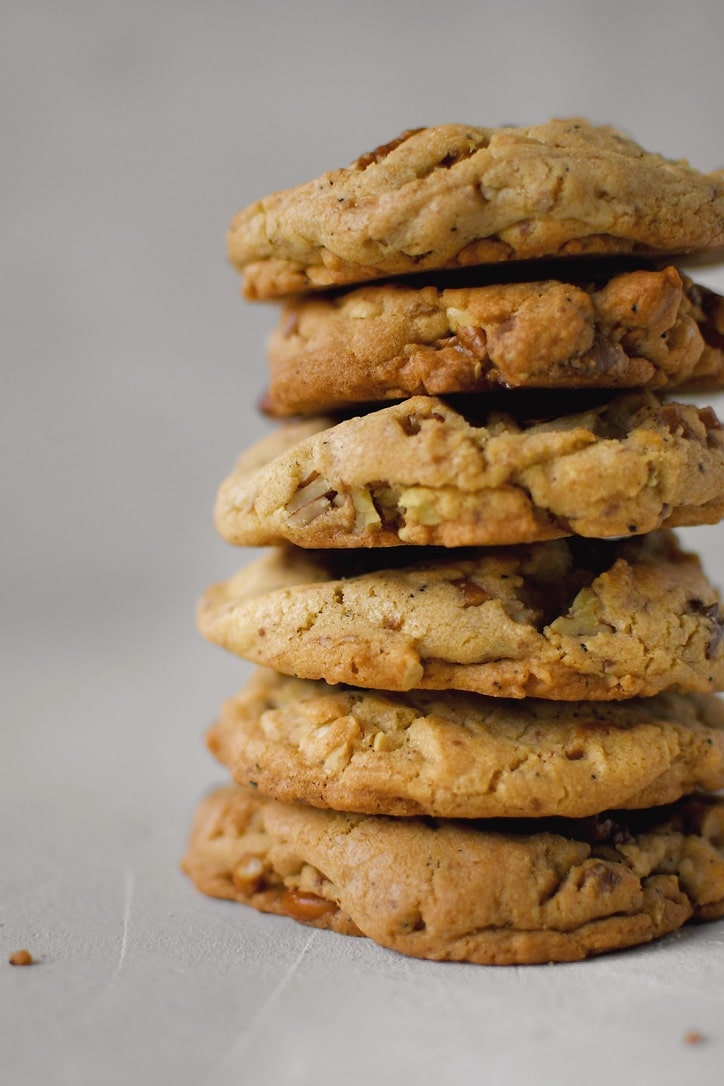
[453,578,491,607]
[9,949,34,966]
[280,889,337,923]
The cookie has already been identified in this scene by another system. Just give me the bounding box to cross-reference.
[214,392,724,549]
[182,785,724,964]
[208,668,724,819]
[227,120,724,298]
[263,268,724,415]
[197,533,724,700]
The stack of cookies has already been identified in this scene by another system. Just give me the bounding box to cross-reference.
[184,119,724,964]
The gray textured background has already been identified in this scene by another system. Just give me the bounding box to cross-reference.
[2,2,724,1083]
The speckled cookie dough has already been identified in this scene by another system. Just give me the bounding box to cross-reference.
[197,533,724,700]
[214,392,724,549]
[228,120,724,298]
[208,668,724,819]
[182,785,724,965]
[263,268,724,415]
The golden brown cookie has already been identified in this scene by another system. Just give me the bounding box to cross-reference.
[182,785,724,964]
[197,533,724,700]
[263,268,724,415]
[214,392,724,549]
[228,120,724,298]
[208,668,724,819]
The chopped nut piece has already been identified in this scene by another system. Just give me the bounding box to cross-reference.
[398,487,443,526]
[453,578,491,607]
[352,489,381,531]
[286,493,340,527]
[372,732,394,752]
[286,474,336,511]
[285,474,344,527]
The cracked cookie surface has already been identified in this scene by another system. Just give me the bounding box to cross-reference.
[197,533,724,700]
[182,785,724,964]
[214,392,724,549]
[208,668,724,819]
[227,120,724,298]
[263,268,724,415]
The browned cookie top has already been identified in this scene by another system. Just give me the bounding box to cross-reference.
[228,120,724,298]
[263,268,724,415]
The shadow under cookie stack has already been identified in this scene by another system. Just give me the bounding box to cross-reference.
[183,120,724,964]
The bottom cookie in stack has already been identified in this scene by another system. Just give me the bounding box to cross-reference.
[182,783,724,967]
[182,669,724,964]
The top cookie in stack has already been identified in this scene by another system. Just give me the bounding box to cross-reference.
[184,119,724,965]
[229,119,724,298]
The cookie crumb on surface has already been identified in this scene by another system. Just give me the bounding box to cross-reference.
[8,949,34,966]
[683,1031,706,1045]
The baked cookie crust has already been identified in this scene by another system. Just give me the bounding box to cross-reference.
[214,392,724,549]
[197,533,724,700]
[208,668,724,819]
[228,120,724,298]
[263,268,724,415]
[182,785,724,965]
